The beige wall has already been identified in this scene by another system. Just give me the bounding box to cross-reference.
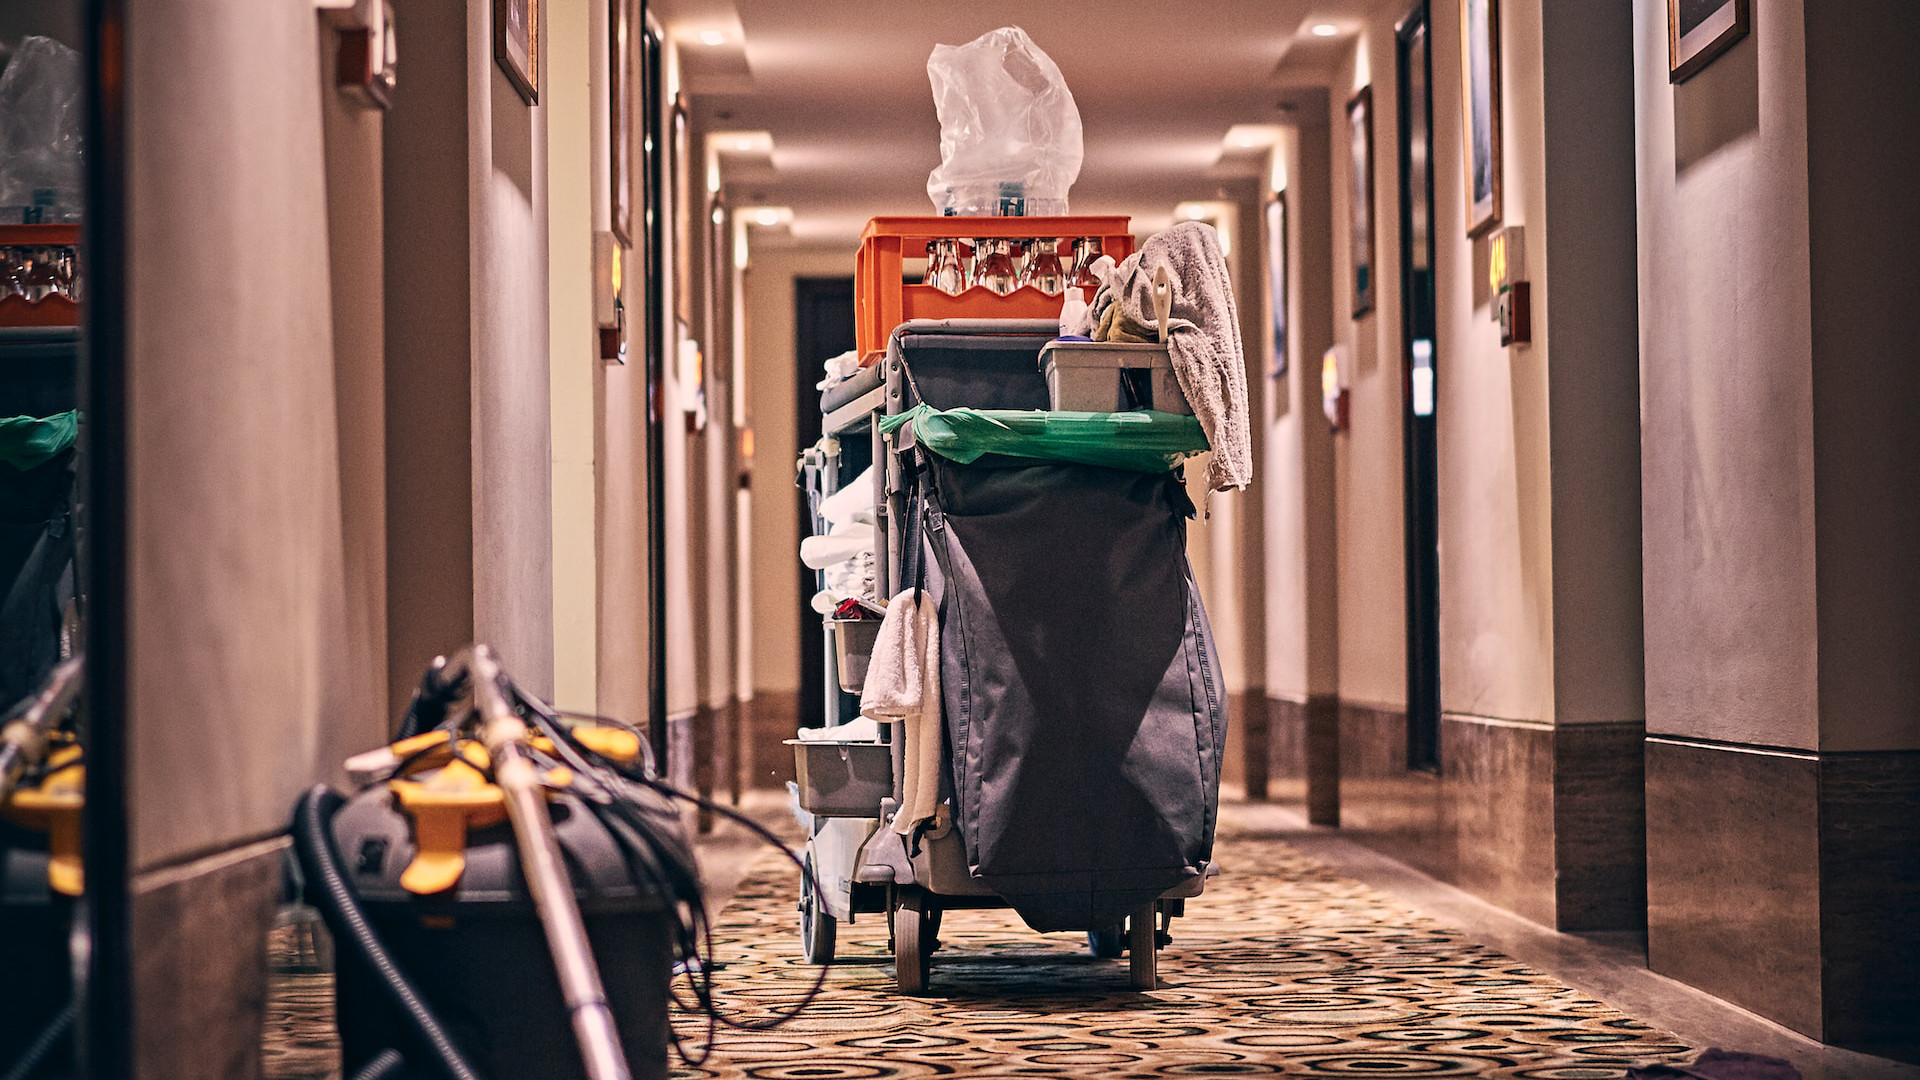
[321,18,395,764]
[742,246,857,696]
[1314,0,1642,730]
[1802,0,1920,752]
[1634,0,1819,749]
[468,0,555,697]
[385,0,555,713]
[1328,31,1409,714]
[594,18,657,729]
[1637,0,1920,752]
[127,0,354,869]
[546,0,602,714]
[1261,121,1340,701]
[1428,0,1554,724]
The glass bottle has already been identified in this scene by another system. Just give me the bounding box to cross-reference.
[20,247,57,302]
[975,239,1019,296]
[0,248,22,300]
[1069,237,1105,287]
[1022,237,1066,296]
[926,239,966,296]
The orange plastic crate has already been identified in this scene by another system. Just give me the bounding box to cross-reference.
[0,224,81,329]
[855,216,1134,363]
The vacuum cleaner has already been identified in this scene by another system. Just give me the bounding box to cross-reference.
[295,646,826,1080]
[0,656,84,1080]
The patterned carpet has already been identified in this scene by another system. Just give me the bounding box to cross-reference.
[667,819,1692,1079]
[264,809,1695,1079]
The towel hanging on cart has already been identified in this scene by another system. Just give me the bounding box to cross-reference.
[1088,221,1251,492]
[859,588,942,834]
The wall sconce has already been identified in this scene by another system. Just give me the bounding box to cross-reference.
[678,331,707,431]
[1489,225,1530,347]
[593,231,625,363]
[318,0,397,110]
[1321,345,1349,433]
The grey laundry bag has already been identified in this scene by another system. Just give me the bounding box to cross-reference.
[920,455,1226,932]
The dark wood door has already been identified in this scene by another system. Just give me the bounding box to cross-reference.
[1398,5,1443,770]
[794,276,856,729]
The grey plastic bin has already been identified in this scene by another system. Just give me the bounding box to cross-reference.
[1040,340,1192,415]
[787,739,892,817]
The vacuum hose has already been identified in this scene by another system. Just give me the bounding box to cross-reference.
[291,785,483,1080]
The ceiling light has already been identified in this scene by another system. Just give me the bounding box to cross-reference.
[1310,23,1340,37]
[755,209,782,226]
[735,138,754,151]
[699,30,727,46]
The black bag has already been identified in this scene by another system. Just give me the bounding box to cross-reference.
[922,455,1225,932]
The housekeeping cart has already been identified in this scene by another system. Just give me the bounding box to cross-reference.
[791,218,1226,995]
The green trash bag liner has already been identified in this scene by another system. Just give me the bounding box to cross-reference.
[880,405,1208,473]
[0,411,78,471]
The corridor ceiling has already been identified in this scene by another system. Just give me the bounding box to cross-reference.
[654,0,1370,245]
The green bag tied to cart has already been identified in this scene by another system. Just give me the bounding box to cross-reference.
[880,404,1208,474]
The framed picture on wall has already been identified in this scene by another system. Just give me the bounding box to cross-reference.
[610,0,634,244]
[1458,0,1501,238]
[1265,193,1289,377]
[494,0,539,104]
[1347,87,1375,319]
[1668,0,1749,82]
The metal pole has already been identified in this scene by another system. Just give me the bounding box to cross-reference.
[0,655,84,802]
[472,646,632,1080]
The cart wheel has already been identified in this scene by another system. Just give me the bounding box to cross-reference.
[1128,903,1157,990]
[800,856,836,964]
[895,891,933,995]
[1087,924,1125,959]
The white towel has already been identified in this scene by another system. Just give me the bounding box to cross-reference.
[859,588,941,834]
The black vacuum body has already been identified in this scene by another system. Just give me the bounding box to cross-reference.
[0,819,74,1073]
[328,782,678,1080]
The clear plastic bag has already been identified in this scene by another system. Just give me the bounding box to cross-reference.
[0,36,84,223]
[925,27,1083,217]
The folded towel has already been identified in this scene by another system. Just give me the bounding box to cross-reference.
[859,588,942,834]
[1092,221,1250,492]
[818,465,878,529]
[799,522,875,570]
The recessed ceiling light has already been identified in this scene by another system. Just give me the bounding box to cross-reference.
[735,138,754,151]
[755,209,782,226]
[1310,23,1340,37]
[699,30,727,46]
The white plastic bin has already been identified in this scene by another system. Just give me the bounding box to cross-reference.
[1040,340,1192,414]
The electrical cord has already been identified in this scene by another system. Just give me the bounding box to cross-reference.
[0,1000,74,1080]
[510,687,834,1062]
[347,1048,408,1080]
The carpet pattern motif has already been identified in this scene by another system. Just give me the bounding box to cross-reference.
[262,814,1696,1079]
[669,822,1692,1079]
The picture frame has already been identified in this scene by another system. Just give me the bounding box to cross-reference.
[493,0,539,105]
[1458,0,1501,238]
[1265,193,1289,377]
[609,0,633,244]
[1347,87,1376,319]
[1667,0,1749,83]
